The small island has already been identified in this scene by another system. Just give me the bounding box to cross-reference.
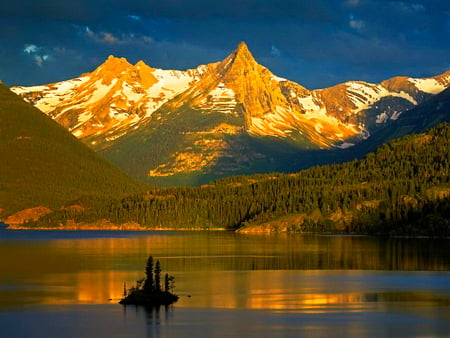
[120,256,179,306]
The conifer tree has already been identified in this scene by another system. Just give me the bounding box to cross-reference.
[164,273,169,292]
[143,256,154,292]
[154,260,162,292]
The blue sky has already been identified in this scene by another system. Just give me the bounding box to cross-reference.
[0,0,449,89]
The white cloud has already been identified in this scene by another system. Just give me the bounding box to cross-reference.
[24,44,38,54]
[128,15,141,21]
[23,44,51,67]
[349,14,365,32]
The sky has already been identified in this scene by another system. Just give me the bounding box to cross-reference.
[0,0,449,89]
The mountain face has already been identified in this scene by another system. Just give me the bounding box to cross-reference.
[11,56,213,149]
[11,42,450,184]
[0,83,142,220]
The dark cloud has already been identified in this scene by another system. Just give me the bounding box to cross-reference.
[120,0,337,22]
[0,0,449,89]
[0,0,111,23]
[0,0,338,24]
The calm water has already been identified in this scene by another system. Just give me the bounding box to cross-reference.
[0,227,449,337]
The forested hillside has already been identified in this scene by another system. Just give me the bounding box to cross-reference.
[22,123,450,236]
[0,83,145,220]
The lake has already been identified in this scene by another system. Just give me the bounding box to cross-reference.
[0,227,449,337]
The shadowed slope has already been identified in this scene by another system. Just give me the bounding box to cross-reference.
[0,83,144,218]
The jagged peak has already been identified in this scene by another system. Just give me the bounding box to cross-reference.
[235,41,251,55]
[135,60,148,68]
[134,59,156,73]
[95,55,133,74]
[103,55,131,66]
[91,55,133,84]
[231,41,256,63]
[219,41,259,76]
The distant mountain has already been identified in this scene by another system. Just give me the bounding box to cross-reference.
[351,85,450,156]
[0,83,143,221]
[11,42,450,184]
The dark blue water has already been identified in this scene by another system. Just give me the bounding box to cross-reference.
[0,229,449,337]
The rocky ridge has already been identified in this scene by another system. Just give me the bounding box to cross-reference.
[11,42,450,182]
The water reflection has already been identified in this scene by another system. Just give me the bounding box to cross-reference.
[1,232,448,271]
[0,231,449,338]
[0,231,449,311]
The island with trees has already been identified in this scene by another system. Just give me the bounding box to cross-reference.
[120,256,179,306]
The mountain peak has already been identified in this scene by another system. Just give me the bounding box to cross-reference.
[231,41,255,63]
[97,55,132,73]
[135,60,148,68]
[93,55,133,83]
[219,41,258,76]
[235,41,250,54]
[104,55,131,66]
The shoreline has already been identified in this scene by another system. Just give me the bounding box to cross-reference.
[6,225,229,231]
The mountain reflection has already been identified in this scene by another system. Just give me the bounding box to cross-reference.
[0,232,448,309]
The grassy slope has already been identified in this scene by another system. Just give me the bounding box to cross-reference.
[0,83,145,217]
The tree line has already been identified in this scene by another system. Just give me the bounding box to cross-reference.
[27,123,450,237]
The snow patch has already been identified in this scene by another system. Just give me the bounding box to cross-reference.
[336,142,355,149]
[121,82,144,102]
[408,78,446,94]
[249,117,288,137]
[346,82,418,113]
[359,128,370,140]
[272,75,288,82]
[376,112,389,124]
[314,123,323,133]
[78,111,93,124]
[142,68,197,117]
[195,83,237,114]
[87,79,118,104]
[297,95,321,111]
[390,111,403,120]
[73,129,84,137]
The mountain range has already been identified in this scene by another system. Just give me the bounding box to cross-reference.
[11,42,450,185]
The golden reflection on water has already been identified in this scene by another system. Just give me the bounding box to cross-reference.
[0,232,449,312]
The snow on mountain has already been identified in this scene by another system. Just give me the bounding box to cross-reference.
[10,43,450,180]
[408,77,448,94]
[12,56,207,148]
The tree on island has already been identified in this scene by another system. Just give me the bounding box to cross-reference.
[120,255,179,306]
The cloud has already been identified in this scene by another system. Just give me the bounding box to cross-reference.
[270,45,281,57]
[1,0,449,90]
[349,14,365,32]
[24,44,38,54]
[128,15,141,21]
[85,27,120,44]
[34,55,49,67]
[0,0,339,25]
[102,32,119,43]
[23,43,51,67]
[121,0,338,23]
[84,26,154,47]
